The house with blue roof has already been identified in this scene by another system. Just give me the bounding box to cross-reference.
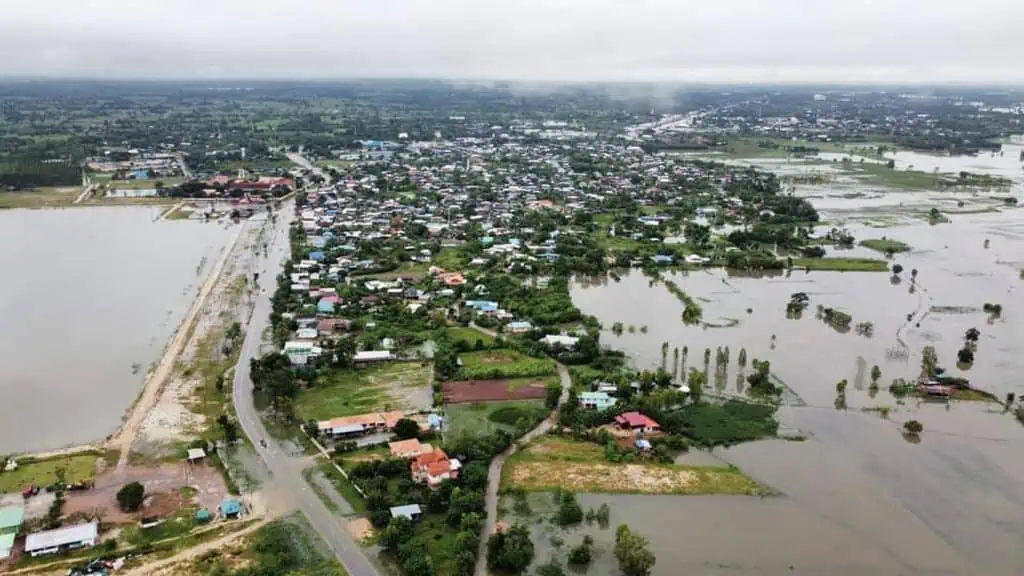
[310,237,327,248]
[309,251,326,262]
[219,498,242,519]
[317,299,335,314]
[580,391,617,410]
[651,255,673,265]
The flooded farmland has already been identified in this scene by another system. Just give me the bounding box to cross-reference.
[568,173,1024,573]
[0,207,235,454]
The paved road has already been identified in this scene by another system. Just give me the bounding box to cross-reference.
[287,151,333,185]
[473,357,572,576]
[232,201,377,576]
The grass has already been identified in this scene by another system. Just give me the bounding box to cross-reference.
[104,177,185,190]
[446,400,548,440]
[294,362,430,421]
[594,214,643,252]
[433,246,466,271]
[859,238,911,254]
[791,257,890,272]
[715,137,850,158]
[445,326,495,347]
[164,204,197,220]
[354,262,430,281]
[317,461,368,513]
[502,437,765,496]
[0,453,99,493]
[678,401,779,448]
[417,514,459,575]
[0,186,79,209]
[847,163,945,190]
[459,349,557,380]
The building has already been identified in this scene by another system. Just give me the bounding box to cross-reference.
[283,341,323,365]
[389,504,423,521]
[580,391,617,411]
[542,334,579,349]
[411,449,461,488]
[24,522,98,557]
[219,498,243,519]
[389,439,432,459]
[318,411,406,438]
[614,412,661,434]
[0,506,25,560]
[186,448,206,463]
[353,350,393,365]
[506,321,533,334]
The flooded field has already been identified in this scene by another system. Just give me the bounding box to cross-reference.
[0,207,235,453]
[569,190,1024,573]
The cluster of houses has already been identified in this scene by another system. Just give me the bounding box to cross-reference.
[0,506,97,560]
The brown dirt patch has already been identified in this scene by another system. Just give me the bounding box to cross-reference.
[509,462,698,493]
[443,380,546,403]
[348,517,375,543]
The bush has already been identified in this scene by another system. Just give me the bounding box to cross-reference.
[393,418,421,440]
[116,482,145,512]
[557,492,584,526]
[486,524,534,573]
[488,406,533,426]
[568,540,593,565]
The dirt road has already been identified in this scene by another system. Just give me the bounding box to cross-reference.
[110,223,245,472]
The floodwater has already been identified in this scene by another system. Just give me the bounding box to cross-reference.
[0,207,235,453]
[569,211,1024,573]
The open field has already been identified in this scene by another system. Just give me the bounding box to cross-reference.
[860,238,911,254]
[0,453,99,493]
[442,379,550,404]
[444,326,495,347]
[458,349,557,380]
[595,214,643,251]
[791,257,890,272]
[293,361,431,421]
[503,437,765,495]
[0,186,79,209]
[445,400,549,439]
[351,261,430,281]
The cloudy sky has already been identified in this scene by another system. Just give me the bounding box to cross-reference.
[1,0,1021,84]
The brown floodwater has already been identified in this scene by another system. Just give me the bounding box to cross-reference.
[567,209,1024,574]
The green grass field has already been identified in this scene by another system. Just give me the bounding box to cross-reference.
[0,186,79,209]
[791,257,890,272]
[859,238,911,254]
[0,453,99,494]
[353,262,430,281]
[459,349,557,380]
[445,400,548,440]
[445,326,495,347]
[294,362,431,421]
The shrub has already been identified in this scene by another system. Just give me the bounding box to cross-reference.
[116,482,145,512]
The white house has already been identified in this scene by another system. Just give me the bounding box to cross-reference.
[542,335,579,349]
[283,341,323,365]
[24,522,98,557]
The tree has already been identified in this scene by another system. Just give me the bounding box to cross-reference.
[595,503,611,527]
[216,414,238,443]
[568,540,593,565]
[892,263,904,275]
[393,418,420,440]
[903,420,923,436]
[836,379,848,394]
[380,516,415,551]
[870,365,881,383]
[545,382,562,410]
[615,524,656,576]
[965,328,981,342]
[117,481,146,512]
[536,558,566,576]
[687,368,705,403]
[486,524,534,573]
[557,491,584,526]
[957,347,975,365]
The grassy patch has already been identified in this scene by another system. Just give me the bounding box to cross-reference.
[445,326,495,347]
[294,362,431,421]
[459,350,557,380]
[847,163,944,190]
[417,514,459,575]
[678,401,779,448]
[0,186,78,209]
[446,400,548,440]
[859,238,911,254]
[791,257,890,272]
[355,262,430,281]
[503,437,764,495]
[594,214,643,252]
[317,461,368,514]
[0,453,98,493]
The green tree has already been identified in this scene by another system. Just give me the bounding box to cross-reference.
[568,539,593,565]
[687,368,705,403]
[393,418,420,440]
[903,420,923,436]
[557,491,584,526]
[117,481,146,512]
[380,516,415,551]
[545,382,563,410]
[216,414,238,443]
[486,524,534,574]
[870,365,881,383]
[615,524,656,576]
[536,558,566,576]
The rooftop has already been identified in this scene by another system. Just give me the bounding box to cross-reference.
[0,506,24,531]
[25,521,98,553]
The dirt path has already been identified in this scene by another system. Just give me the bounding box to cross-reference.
[110,224,245,472]
[118,519,272,576]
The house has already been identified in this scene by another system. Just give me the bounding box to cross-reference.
[219,498,243,519]
[24,521,98,557]
[542,335,579,349]
[650,255,673,265]
[353,350,393,365]
[635,438,653,452]
[389,439,432,459]
[317,318,352,334]
[614,412,661,434]
[0,506,25,560]
[580,391,617,411]
[317,299,335,314]
[296,327,319,340]
[506,321,533,335]
[389,504,423,522]
[318,411,406,438]
[186,448,206,463]
[411,449,461,488]
[283,341,323,365]
[685,254,710,265]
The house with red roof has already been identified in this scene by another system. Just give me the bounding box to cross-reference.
[411,449,461,488]
[614,411,661,434]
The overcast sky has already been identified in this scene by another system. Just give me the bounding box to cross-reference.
[1,0,1021,84]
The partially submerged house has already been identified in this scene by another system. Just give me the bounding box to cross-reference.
[0,506,25,560]
[580,391,617,411]
[411,449,461,488]
[614,412,661,434]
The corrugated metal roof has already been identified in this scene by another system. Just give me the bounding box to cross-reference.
[0,533,16,559]
[390,504,422,519]
[25,522,98,552]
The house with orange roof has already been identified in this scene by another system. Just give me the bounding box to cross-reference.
[389,439,433,459]
[317,410,406,438]
[411,449,461,488]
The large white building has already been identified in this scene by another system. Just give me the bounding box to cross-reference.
[25,522,98,557]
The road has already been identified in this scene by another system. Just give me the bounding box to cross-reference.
[287,150,333,185]
[231,201,377,576]
[471,324,572,576]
